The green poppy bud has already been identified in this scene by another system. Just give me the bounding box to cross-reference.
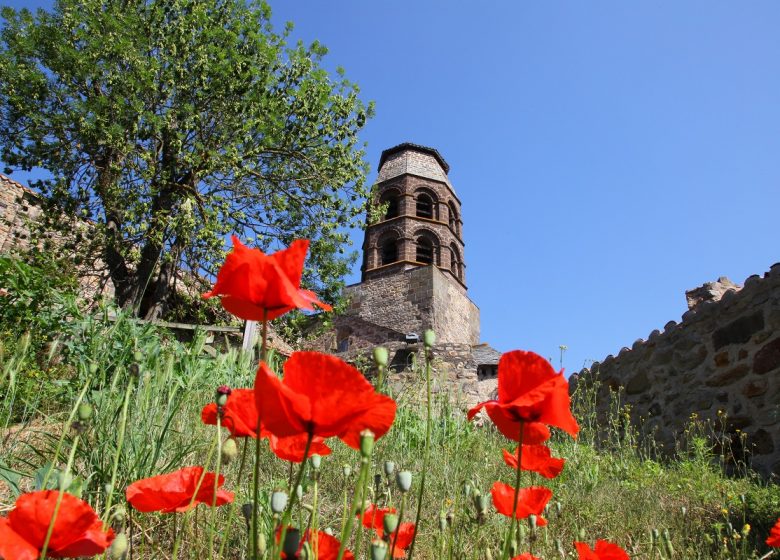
[311,454,322,470]
[104,483,113,495]
[88,362,99,375]
[371,539,388,560]
[578,527,586,541]
[216,385,231,407]
[423,329,436,348]
[462,482,472,497]
[133,351,143,363]
[396,470,412,493]
[342,464,352,478]
[509,539,518,556]
[221,438,239,464]
[282,528,301,559]
[485,548,494,560]
[256,533,267,556]
[77,403,93,421]
[680,506,687,517]
[473,492,489,515]
[555,501,562,516]
[383,513,399,535]
[383,460,395,477]
[556,538,565,558]
[58,471,73,490]
[296,484,303,500]
[324,527,334,536]
[438,513,447,532]
[360,429,375,458]
[373,347,389,368]
[112,506,127,524]
[109,533,128,559]
[651,528,659,546]
[271,491,288,514]
[529,514,537,529]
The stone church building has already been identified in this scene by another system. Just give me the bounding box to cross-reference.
[309,143,501,405]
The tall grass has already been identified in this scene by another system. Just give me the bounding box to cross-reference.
[1,307,779,559]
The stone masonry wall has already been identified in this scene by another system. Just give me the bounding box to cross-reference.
[1,174,44,254]
[572,263,780,476]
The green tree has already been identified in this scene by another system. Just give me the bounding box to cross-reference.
[0,0,371,319]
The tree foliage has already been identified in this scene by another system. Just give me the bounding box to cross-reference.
[0,0,372,319]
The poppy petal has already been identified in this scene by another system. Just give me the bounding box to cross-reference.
[502,445,565,479]
[269,433,332,463]
[337,391,397,450]
[126,467,233,513]
[479,402,551,443]
[0,518,39,560]
[767,518,780,547]
[575,540,630,560]
[490,482,551,523]
[254,361,311,437]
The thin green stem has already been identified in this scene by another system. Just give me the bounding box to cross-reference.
[40,433,81,559]
[275,433,314,560]
[208,415,223,559]
[252,312,268,560]
[389,493,406,559]
[336,457,371,560]
[406,345,433,560]
[218,438,250,558]
[103,378,135,528]
[42,374,92,491]
[501,422,525,560]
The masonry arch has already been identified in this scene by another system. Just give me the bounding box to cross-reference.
[377,230,401,266]
[415,188,438,220]
[450,243,462,280]
[415,228,441,266]
[448,200,460,236]
[379,188,401,220]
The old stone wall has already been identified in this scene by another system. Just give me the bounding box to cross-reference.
[0,174,44,254]
[572,264,780,476]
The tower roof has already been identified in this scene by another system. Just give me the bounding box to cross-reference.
[378,143,450,174]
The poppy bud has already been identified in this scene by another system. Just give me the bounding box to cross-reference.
[509,539,518,556]
[396,470,412,493]
[528,514,537,529]
[680,506,687,517]
[311,454,322,470]
[271,491,288,514]
[438,512,447,532]
[578,527,586,541]
[133,351,143,363]
[556,538,565,557]
[371,539,388,560]
[462,482,472,497]
[360,429,375,458]
[128,363,140,377]
[241,503,254,525]
[651,528,659,546]
[216,385,232,407]
[342,464,352,478]
[473,492,489,515]
[109,533,128,559]
[104,483,113,495]
[373,347,389,368]
[282,528,301,559]
[77,403,93,421]
[112,506,127,524]
[662,529,674,557]
[383,460,395,477]
[221,438,239,464]
[423,329,436,348]
[58,471,73,490]
[555,501,562,516]
[296,484,303,500]
[383,513,399,535]
[89,362,99,375]
[324,527,334,536]
[256,533,267,557]
[485,548,493,560]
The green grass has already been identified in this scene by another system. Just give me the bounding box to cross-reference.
[1,307,779,560]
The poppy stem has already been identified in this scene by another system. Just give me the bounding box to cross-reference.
[252,311,268,560]
[40,433,81,560]
[406,343,434,560]
[389,493,406,558]
[41,368,93,491]
[275,432,314,559]
[103,377,135,529]
[218,438,250,558]
[501,422,525,560]
[336,454,371,560]
[208,415,223,559]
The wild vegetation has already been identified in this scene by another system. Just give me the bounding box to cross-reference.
[1,253,779,560]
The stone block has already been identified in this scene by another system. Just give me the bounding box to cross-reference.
[753,336,780,374]
[712,312,764,350]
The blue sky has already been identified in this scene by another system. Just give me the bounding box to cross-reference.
[5,1,780,374]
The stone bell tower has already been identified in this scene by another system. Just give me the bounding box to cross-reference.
[361,143,466,286]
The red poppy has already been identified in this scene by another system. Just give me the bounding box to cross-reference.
[280,529,355,560]
[574,540,630,560]
[0,490,114,559]
[359,505,415,558]
[202,388,261,438]
[490,482,552,526]
[202,236,332,321]
[126,467,234,513]
[468,350,579,441]
[254,351,397,449]
[767,518,780,547]
[361,504,396,531]
[502,444,565,479]
[512,555,541,560]
[268,433,331,463]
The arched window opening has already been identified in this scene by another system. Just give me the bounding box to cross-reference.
[417,236,434,264]
[448,201,459,234]
[379,236,399,266]
[450,243,461,278]
[416,193,434,219]
[336,327,352,353]
[380,191,399,220]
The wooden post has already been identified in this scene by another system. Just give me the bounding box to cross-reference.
[242,320,257,353]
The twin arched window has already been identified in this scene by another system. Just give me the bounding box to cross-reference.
[380,190,400,220]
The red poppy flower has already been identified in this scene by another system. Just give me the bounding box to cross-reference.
[512,555,541,560]
[126,467,234,513]
[202,236,332,321]
[502,444,565,479]
[254,351,397,449]
[202,388,261,438]
[0,490,114,559]
[468,350,579,441]
[359,505,415,558]
[361,504,396,531]
[490,482,552,526]
[574,540,630,560]
[280,529,355,560]
[767,518,780,547]
[268,433,331,463]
